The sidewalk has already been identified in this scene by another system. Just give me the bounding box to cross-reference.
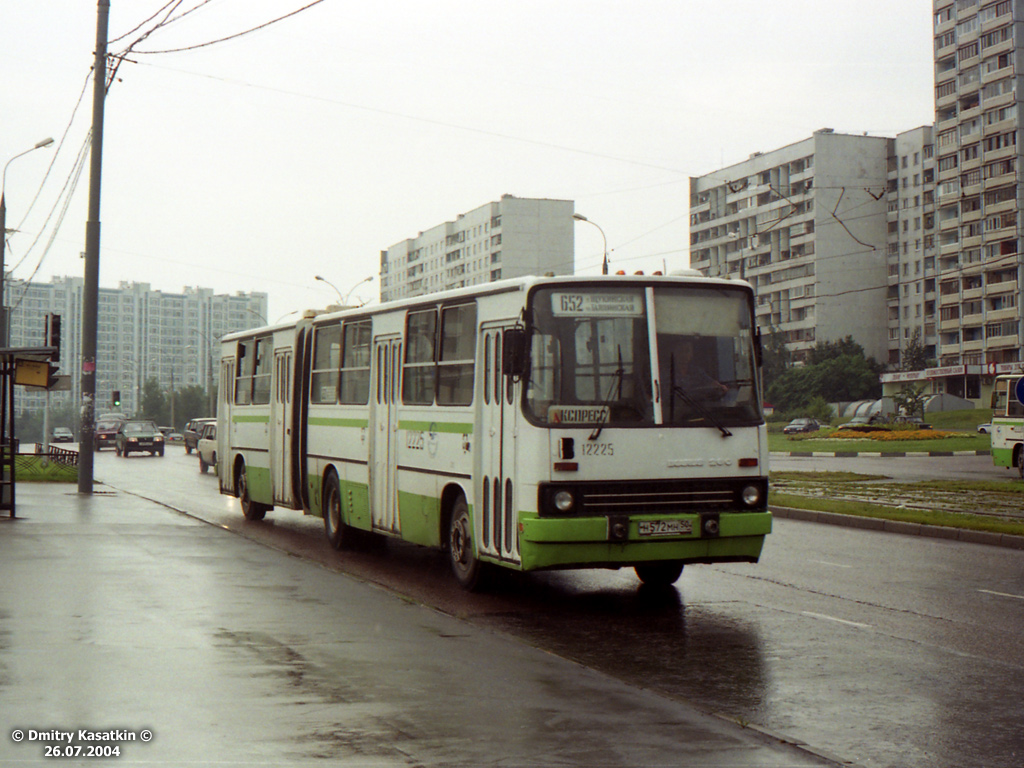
[0,483,838,767]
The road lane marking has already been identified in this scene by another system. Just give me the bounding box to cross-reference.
[801,611,872,629]
[978,589,1024,601]
[811,560,853,568]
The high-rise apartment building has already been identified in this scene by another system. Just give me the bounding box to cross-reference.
[6,277,267,421]
[886,126,939,367]
[689,130,891,364]
[380,195,574,302]
[931,0,1022,376]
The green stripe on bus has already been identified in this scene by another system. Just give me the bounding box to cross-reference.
[309,417,370,428]
[398,420,474,434]
[233,414,270,424]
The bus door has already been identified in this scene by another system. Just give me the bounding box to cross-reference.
[477,324,520,564]
[217,356,235,497]
[271,349,293,505]
[370,336,402,534]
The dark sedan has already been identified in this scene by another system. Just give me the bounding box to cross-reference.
[115,420,165,457]
[95,418,125,451]
[782,418,824,434]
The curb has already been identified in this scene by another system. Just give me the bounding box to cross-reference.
[771,505,1024,550]
[771,450,990,458]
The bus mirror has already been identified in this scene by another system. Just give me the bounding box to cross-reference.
[502,327,528,378]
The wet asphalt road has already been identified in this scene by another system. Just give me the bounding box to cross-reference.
[93,448,1024,768]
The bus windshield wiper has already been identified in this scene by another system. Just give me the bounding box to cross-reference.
[589,346,625,441]
[671,384,732,438]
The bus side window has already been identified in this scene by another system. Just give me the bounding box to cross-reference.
[252,337,273,405]
[339,320,372,405]
[235,340,253,405]
[438,303,476,406]
[403,309,437,405]
[311,324,341,404]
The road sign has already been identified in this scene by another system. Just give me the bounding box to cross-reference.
[13,359,59,389]
[1015,376,1024,406]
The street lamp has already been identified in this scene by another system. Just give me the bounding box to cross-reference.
[314,274,343,304]
[342,275,374,306]
[1,137,55,345]
[315,274,374,307]
[572,213,608,275]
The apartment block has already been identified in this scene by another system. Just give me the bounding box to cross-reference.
[886,126,939,367]
[690,130,891,364]
[380,195,574,302]
[932,0,1023,376]
[6,277,267,421]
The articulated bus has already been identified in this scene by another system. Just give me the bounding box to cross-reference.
[990,374,1024,478]
[216,274,771,589]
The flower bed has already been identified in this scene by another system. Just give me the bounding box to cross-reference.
[825,429,962,441]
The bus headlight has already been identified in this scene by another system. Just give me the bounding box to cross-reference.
[741,484,762,507]
[554,490,575,512]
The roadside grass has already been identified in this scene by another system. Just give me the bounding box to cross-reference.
[769,470,1024,537]
[769,491,1024,537]
[14,454,78,483]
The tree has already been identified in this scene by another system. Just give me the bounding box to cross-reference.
[140,378,168,424]
[901,328,930,372]
[761,328,792,393]
[765,336,883,414]
[891,384,928,420]
[806,336,868,366]
[172,385,210,431]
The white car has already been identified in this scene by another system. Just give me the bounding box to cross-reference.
[197,422,218,474]
[52,427,74,443]
[977,423,991,434]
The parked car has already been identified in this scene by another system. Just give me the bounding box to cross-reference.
[51,427,74,443]
[197,422,217,474]
[977,423,992,434]
[892,415,932,429]
[115,420,165,457]
[184,418,215,454]
[95,417,125,451]
[837,415,884,432]
[782,418,824,434]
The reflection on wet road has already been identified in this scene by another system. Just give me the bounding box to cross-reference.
[99,450,1024,768]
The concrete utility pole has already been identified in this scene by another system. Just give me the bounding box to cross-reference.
[78,0,110,494]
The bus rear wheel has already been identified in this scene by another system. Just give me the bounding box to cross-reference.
[1017,447,1023,480]
[322,472,351,550]
[237,464,268,521]
[634,562,684,587]
[448,496,482,590]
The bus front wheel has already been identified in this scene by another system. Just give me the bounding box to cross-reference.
[634,562,684,587]
[448,496,482,590]
[237,464,268,521]
[322,472,350,550]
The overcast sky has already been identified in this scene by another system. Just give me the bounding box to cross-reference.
[3,1,935,321]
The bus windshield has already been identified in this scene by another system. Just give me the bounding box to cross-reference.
[525,284,762,428]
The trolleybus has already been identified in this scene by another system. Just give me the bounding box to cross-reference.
[215,274,771,589]
[990,374,1024,478]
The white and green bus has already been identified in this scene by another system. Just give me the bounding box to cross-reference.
[990,374,1024,478]
[216,274,771,589]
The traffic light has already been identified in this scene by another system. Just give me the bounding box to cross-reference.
[112,391,121,408]
[46,313,61,362]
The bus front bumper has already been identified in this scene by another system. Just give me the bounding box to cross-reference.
[517,511,772,571]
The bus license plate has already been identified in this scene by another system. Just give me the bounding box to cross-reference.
[638,520,692,537]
